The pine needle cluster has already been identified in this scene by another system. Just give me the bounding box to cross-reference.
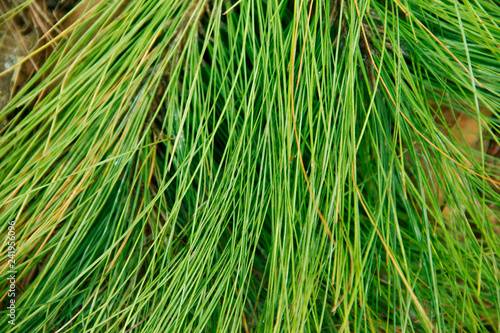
[1,0,500,331]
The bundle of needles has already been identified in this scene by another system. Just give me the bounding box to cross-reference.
[1,0,500,331]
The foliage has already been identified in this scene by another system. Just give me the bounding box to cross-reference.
[1,0,500,331]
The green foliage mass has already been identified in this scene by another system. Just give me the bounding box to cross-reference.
[1,0,500,331]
